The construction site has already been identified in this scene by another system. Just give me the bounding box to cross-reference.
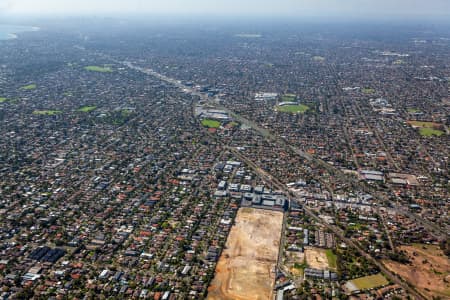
[207,208,284,300]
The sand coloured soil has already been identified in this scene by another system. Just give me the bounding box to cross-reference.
[305,247,330,270]
[207,208,284,300]
[383,244,450,299]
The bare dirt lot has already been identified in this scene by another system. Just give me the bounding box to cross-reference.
[305,247,330,270]
[383,244,450,299]
[207,208,284,300]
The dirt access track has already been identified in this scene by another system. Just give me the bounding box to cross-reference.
[207,207,284,300]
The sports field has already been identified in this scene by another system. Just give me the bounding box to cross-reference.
[201,119,221,128]
[276,104,309,114]
[77,105,97,112]
[21,84,37,90]
[362,88,375,94]
[33,110,62,116]
[84,65,113,73]
[407,120,445,136]
[407,108,421,113]
[313,56,325,62]
[349,273,389,290]
[419,127,444,137]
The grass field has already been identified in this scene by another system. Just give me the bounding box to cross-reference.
[201,119,221,128]
[362,88,375,94]
[407,108,421,113]
[276,104,309,114]
[33,110,62,116]
[350,273,389,290]
[84,65,113,73]
[21,84,37,90]
[325,249,337,270]
[0,97,7,103]
[313,56,325,62]
[407,121,445,136]
[419,127,445,137]
[77,105,97,112]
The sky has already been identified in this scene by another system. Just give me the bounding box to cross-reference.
[1,0,450,19]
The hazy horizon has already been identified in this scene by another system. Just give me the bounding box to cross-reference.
[1,0,450,20]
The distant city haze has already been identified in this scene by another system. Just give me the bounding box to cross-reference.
[1,0,450,19]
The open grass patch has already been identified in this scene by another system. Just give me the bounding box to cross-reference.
[84,65,113,73]
[313,56,325,62]
[419,127,444,137]
[325,249,337,270]
[21,84,37,90]
[276,104,309,114]
[350,273,389,290]
[77,105,97,113]
[407,120,445,137]
[33,110,62,116]
[407,108,421,113]
[201,119,221,128]
[0,97,7,103]
[120,109,132,117]
[362,88,375,94]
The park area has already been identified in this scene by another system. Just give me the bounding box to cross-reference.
[207,208,283,300]
[362,87,375,94]
[275,104,309,114]
[201,119,221,128]
[407,120,445,137]
[77,105,97,112]
[84,65,113,73]
[344,273,389,293]
[383,244,450,299]
[32,110,62,116]
[21,84,36,90]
